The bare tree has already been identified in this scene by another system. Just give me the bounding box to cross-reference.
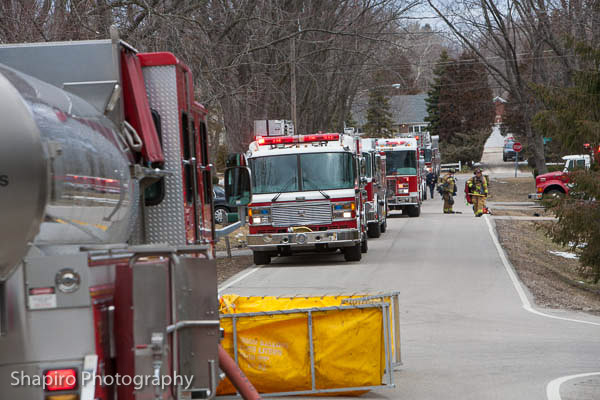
[427,0,600,173]
[1,1,426,154]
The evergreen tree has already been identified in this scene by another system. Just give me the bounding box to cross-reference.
[424,50,450,138]
[533,43,600,155]
[535,43,600,282]
[363,87,394,137]
[545,170,600,283]
[426,50,495,164]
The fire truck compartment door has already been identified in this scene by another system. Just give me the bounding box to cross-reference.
[133,260,171,399]
[173,256,219,395]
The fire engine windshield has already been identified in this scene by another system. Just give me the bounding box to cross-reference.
[385,150,417,175]
[249,152,355,194]
[301,153,355,191]
[250,155,299,194]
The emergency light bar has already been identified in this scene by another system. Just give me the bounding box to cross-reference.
[300,133,340,142]
[256,136,295,145]
[256,133,340,145]
[378,140,411,147]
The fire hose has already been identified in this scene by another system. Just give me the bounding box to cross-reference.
[218,344,263,400]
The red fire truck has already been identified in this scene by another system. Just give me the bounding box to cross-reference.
[361,138,388,237]
[424,134,441,176]
[0,34,254,400]
[376,138,423,217]
[241,133,368,264]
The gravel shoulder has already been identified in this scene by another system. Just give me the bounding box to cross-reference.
[214,223,252,285]
[217,255,253,285]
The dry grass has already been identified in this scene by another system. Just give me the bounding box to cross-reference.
[487,177,536,203]
[496,219,600,314]
[215,225,249,252]
[490,208,553,217]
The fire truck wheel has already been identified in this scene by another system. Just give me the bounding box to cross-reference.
[380,220,387,233]
[367,222,381,238]
[361,236,368,253]
[253,251,271,265]
[344,243,362,262]
[408,205,421,217]
[543,189,565,200]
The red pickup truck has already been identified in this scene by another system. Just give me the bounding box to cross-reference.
[529,155,590,199]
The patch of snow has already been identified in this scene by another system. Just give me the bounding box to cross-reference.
[568,242,587,249]
[548,250,579,260]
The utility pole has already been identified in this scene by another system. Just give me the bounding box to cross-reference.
[291,36,297,133]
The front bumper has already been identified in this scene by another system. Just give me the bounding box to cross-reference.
[247,228,360,250]
[388,195,418,206]
[528,192,542,200]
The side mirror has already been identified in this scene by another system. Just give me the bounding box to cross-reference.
[224,166,252,207]
[226,153,247,167]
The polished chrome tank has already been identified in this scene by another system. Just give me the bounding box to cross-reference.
[0,64,137,280]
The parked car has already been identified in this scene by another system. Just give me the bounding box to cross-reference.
[503,141,517,161]
[213,185,235,225]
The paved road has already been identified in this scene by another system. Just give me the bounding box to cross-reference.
[221,129,600,399]
[222,191,600,399]
[481,125,530,178]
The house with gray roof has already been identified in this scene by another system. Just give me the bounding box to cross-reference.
[352,93,429,135]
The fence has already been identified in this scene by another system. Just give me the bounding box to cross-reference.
[440,161,462,172]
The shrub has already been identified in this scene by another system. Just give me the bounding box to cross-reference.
[544,170,600,283]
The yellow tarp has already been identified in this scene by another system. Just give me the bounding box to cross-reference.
[217,295,389,395]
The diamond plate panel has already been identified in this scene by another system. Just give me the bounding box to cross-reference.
[142,66,186,244]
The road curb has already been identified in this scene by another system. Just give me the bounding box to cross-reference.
[485,215,600,326]
[216,249,252,258]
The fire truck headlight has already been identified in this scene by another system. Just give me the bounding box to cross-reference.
[249,207,271,225]
[332,201,355,220]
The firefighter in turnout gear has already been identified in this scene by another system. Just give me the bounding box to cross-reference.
[467,168,488,217]
[438,169,457,213]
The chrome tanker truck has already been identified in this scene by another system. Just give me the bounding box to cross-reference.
[0,32,258,400]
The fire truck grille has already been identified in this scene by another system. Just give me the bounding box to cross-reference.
[271,201,332,227]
